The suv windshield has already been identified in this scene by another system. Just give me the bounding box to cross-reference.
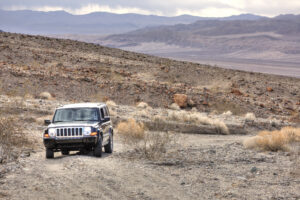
[53,108,99,123]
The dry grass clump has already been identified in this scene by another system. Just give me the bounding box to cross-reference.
[106,100,117,107]
[105,100,117,116]
[222,111,232,116]
[243,127,300,151]
[117,118,145,145]
[136,102,152,109]
[167,110,229,134]
[137,109,150,118]
[0,117,33,163]
[169,103,180,110]
[38,92,54,100]
[116,118,175,160]
[245,112,256,121]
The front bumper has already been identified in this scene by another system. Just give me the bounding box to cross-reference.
[44,136,97,150]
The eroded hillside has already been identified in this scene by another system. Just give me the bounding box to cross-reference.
[0,32,299,121]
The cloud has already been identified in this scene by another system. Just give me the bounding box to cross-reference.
[1,0,300,17]
[69,4,163,15]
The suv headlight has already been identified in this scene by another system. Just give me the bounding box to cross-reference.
[48,128,56,137]
[83,127,91,136]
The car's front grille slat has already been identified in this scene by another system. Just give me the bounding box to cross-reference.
[55,127,83,138]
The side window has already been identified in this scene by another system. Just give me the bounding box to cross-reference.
[100,108,105,120]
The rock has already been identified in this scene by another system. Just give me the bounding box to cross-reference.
[250,167,257,173]
[266,87,273,92]
[20,151,30,158]
[173,94,188,108]
[231,89,243,96]
[202,101,209,106]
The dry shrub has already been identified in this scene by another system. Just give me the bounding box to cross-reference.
[243,127,300,151]
[137,102,152,109]
[109,109,117,116]
[222,111,232,116]
[245,112,256,121]
[142,131,173,160]
[106,100,117,107]
[169,103,180,110]
[137,109,150,118]
[167,110,229,134]
[116,118,174,160]
[38,92,54,100]
[0,117,33,163]
[117,118,145,145]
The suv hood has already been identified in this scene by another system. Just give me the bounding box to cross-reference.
[48,121,99,128]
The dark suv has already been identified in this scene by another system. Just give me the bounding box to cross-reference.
[43,103,113,158]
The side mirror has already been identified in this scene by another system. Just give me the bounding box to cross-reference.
[44,120,51,125]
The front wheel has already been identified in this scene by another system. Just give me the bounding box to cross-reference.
[104,134,113,153]
[94,136,103,157]
[46,148,54,159]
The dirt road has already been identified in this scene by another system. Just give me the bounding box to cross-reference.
[0,134,299,200]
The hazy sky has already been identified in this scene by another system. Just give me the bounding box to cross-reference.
[1,0,300,17]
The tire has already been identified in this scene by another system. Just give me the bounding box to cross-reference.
[46,148,54,159]
[94,136,103,157]
[104,134,113,153]
[61,150,69,155]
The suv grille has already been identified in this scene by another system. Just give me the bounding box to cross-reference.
[56,128,83,137]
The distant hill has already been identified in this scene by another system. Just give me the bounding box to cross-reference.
[105,15,300,45]
[0,10,265,35]
[100,15,300,77]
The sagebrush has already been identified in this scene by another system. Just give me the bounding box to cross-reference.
[116,118,175,160]
[243,127,300,151]
[0,117,33,163]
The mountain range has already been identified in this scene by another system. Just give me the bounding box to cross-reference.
[101,14,300,77]
[0,10,264,35]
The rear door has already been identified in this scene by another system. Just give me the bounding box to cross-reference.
[100,107,110,143]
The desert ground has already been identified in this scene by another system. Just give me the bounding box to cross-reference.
[0,32,299,199]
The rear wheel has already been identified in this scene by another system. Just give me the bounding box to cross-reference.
[46,148,54,159]
[61,150,69,155]
[104,134,113,153]
[94,136,103,157]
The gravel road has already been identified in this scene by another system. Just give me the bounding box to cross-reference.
[1,134,299,200]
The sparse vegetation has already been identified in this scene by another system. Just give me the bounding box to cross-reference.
[106,100,117,107]
[166,110,229,134]
[0,117,33,163]
[116,118,175,160]
[38,92,54,100]
[222,111,233,116]
[243,127,300,151]
[136,102,152,109]
[169,103,180,110]
[117,118,146,145]
[245,112,256,121]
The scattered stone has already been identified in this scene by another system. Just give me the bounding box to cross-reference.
[266,87,273,92]
[250,167,257,173]
[173,94,188,108]
[231,89,243,96]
